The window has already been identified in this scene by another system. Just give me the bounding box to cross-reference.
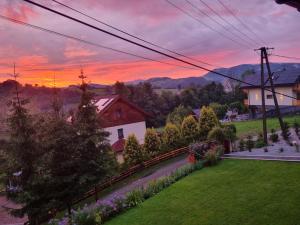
[266,94,273,99]
[117,128,124,139]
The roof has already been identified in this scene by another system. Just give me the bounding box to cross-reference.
[112,138,125,153]
[276,0,300,11]
[240,69,300,89]
[94,95,151,117]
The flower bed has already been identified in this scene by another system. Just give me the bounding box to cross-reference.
[49,161,205,225]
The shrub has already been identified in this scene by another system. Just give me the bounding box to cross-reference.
[205,149,218,166]
[209,102,228,119]
[162,123,182,151]
[72,207,102,225]
[269,129,279,143]
[189,142,211,160]
[223,124,237,141]
[143,128,161,157]
[126,189,144,207]
[112,197,127,214]
[294,121,299,136]
[281,121,291,140]
[124,134,145,166]
[239,139,245,151]
[255,133,266,148]
[208,127,226,144]
[181,115,199,144]
[215,145,225,158]
[166,105,192,127]
[245,135,254,152]
[199,106,220,138]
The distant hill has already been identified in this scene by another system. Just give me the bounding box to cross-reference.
[126,63,300,89]
[126,76,210,89]
[203,63,300,84]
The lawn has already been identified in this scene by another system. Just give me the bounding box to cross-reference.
[106,160,300,225]
[233,115,300,137]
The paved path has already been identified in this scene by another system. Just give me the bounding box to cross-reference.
[99,156,189,202]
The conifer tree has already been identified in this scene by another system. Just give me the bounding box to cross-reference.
[181,115,199,144]
[199,106,220,139]
[144,128,161,156]
[124,134,144,166]
[162,123,182,150]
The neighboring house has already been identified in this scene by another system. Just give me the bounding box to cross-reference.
[94,95,150,162]
[241,69,300,117]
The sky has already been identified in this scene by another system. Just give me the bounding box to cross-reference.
[0,0,299,87]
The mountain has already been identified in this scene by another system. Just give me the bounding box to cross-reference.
[203,63,300,84]
[126,76,210,89]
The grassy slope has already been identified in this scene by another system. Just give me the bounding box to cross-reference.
[106,160,300,225]
[233,115,300,138]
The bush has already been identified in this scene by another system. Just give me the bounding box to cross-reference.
[72,207,102,225]
[209,102,228,119]
[245,135,254,152]
[269,129,279,143]
[162,123,182,151]
[143,128,161,157]
[281,121,291,140]
[239,139,245,151]
[208,127,226,144]
[294,121,299,135]
[126,189,144,207]
[124,134,145,166]
[205,149,218,166]
[181,115,199,144]
[223,124,237,141]
[199,106,220,138]
[189,142,211,160]
[215,145,225,158]
[255,133,266,148]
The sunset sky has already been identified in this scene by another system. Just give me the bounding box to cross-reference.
[0,0,299,87]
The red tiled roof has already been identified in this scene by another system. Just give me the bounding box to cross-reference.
[112,139,125,153]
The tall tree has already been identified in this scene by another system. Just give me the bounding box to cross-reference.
[199,106,220,138]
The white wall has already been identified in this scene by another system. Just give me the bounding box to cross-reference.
[248,87,294,106]
[105,121,146,145]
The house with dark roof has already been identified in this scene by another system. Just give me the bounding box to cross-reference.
[241,69,300,111]
[94,95,150,163]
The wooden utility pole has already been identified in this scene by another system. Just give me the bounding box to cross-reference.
[260,49,268,144]
[262,47,285,136]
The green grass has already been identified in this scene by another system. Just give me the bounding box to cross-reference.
[233,115,300,138]
[106,160,300,225]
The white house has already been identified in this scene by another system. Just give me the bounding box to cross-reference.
[241,69,300,117]
[94,95,150,162]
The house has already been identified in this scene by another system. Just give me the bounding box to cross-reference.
[94,95,150,162]
[240,69,300,117]
[275,0,300,12]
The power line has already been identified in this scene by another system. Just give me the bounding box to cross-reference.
[185,0,254,48]
[165,0,250,49]
[20,0,299,100]
[0,15,199,72]
[50,0,217,68]
[216,0,267,46]
[271,54,300,61]
[198,0,260,47]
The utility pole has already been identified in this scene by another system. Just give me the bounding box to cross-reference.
[260,49,268,144]
[262,47,286,137]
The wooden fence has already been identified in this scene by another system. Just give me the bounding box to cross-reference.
[33,146,189,224]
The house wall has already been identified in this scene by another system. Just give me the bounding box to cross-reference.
[247,87,294,106]
[105,121,146,145]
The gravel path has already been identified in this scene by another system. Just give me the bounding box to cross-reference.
[99,156,189,202]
